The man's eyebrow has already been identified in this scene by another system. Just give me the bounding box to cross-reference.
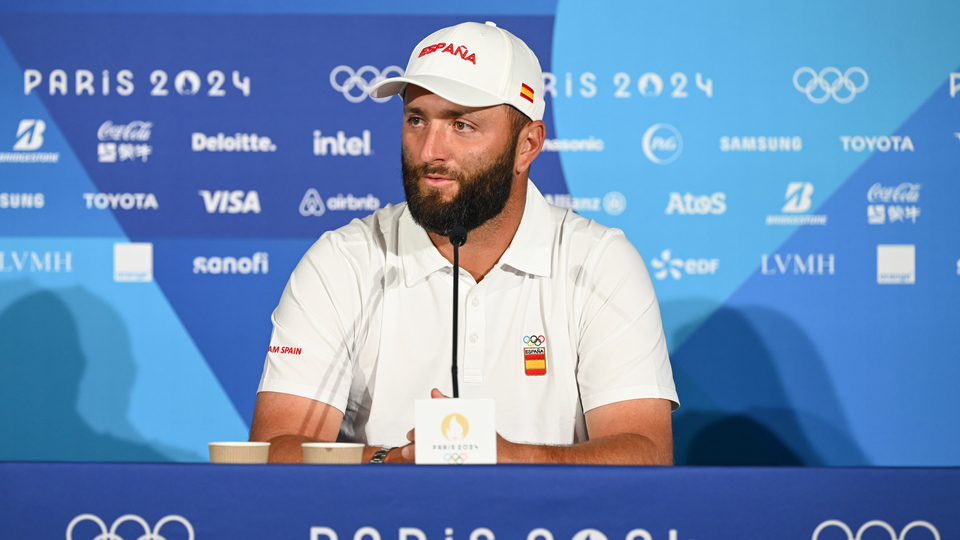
[403,105,478,119]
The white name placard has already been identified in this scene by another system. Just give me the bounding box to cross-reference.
[414,398,496,465]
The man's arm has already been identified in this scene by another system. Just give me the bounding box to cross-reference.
[497,397,673,465]
[249,391,412,463]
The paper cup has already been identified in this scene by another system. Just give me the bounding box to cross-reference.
[302,442,364,464]
[208,442,271,464]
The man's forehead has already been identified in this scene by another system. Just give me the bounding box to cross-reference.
[402,85,498,117]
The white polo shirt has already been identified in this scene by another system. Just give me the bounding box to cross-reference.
[258,181,678,447]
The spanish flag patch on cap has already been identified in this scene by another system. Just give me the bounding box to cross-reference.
[520,83,534,103]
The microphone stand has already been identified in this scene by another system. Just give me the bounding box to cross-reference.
[448,226,468,398]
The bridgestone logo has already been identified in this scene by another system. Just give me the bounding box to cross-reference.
[765,215,827,225]
[0,152,59,163]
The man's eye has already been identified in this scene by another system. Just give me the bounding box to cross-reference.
[455,121,467,130]
[408,117,422,126]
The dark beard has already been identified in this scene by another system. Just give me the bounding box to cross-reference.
[402,141,516,236]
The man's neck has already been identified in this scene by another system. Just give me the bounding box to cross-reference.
[427,176,528,282]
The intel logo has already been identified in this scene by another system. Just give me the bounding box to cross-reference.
[642,123,682,165]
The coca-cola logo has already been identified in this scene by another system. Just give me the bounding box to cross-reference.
[867,182,921,203]
[98,121,152,142]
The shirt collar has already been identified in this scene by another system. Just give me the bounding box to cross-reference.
[398,179,554,287]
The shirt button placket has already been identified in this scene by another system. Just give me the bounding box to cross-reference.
[463,294,484,384]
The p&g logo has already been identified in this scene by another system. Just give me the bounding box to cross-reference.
[642,124,682,164]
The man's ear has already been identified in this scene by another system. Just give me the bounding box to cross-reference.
[515,120,546,174]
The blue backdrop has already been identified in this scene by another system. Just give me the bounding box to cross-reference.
[0,0,957,466]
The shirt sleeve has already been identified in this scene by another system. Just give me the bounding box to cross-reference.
[257,228,372,413]
[574,229,679,413]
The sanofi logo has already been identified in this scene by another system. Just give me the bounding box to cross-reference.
[193,252,268,275]
[642,124,682,164]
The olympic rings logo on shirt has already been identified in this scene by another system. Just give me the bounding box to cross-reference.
[793,67,868,104]
[329,65,404,103]
[444,452,467,464]
[67,514,194,540]
[812,519,939,540]
[523,335,545,346]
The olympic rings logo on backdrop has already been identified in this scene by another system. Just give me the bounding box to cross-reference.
[793,67,868,103]
[329,65,404,103]
[67,514,194,540]
[812,520,939,540]
[444,452,467,464]
[524,335,545,346]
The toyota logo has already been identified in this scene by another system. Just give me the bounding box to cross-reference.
[67,514,194,540]
[330,65,404,103]
[812,520,939,540]
[793,67,869,104]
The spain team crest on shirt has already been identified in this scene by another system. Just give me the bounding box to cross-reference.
[522,334,546,376]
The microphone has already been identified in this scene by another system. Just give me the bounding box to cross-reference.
[448,226,468,398]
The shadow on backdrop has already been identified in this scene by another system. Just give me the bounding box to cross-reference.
[0,285,171,461]
[665,302,868,466]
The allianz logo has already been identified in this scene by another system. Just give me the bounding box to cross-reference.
[545,192,626,216]
[299,189,380,216]
[200,190,261,214]
[193,252,268,275]
[84,192,158,210]
[720,136,801,152]
[1,192,44,209]
[840,135,913,152]
[665,192,726,215]
[192,132,276,152]
[313,129,372,156]
[761,253,835,275]
[0,251,72,273]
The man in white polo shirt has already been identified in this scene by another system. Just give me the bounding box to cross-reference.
[250,21,678,464]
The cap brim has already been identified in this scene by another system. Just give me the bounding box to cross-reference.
[369,74,506,108]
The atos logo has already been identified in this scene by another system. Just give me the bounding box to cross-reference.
[794,67,868,103]
[665,192,726,215]
[200,190,261,214]
[66,513,193,540]
[642,124,682,164]
[650,249,719,280]
[329,65,404,103]
[193,252,268,275]
[0,120,59,163]
[313,130,371,156]
[761,253,835,275]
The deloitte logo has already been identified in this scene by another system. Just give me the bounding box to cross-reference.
[642,124,682,164]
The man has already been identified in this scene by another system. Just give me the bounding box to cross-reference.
[250,21,678,464]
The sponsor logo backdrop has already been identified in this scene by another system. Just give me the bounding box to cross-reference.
[0,0,958,465]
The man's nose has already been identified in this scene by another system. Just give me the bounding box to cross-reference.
[419,123,449,163]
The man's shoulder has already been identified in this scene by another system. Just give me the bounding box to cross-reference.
[302,203,406,264]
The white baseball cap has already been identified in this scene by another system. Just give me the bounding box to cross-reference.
[369,21,545,121]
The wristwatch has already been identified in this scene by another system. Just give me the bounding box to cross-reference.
[369,447,392,464]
